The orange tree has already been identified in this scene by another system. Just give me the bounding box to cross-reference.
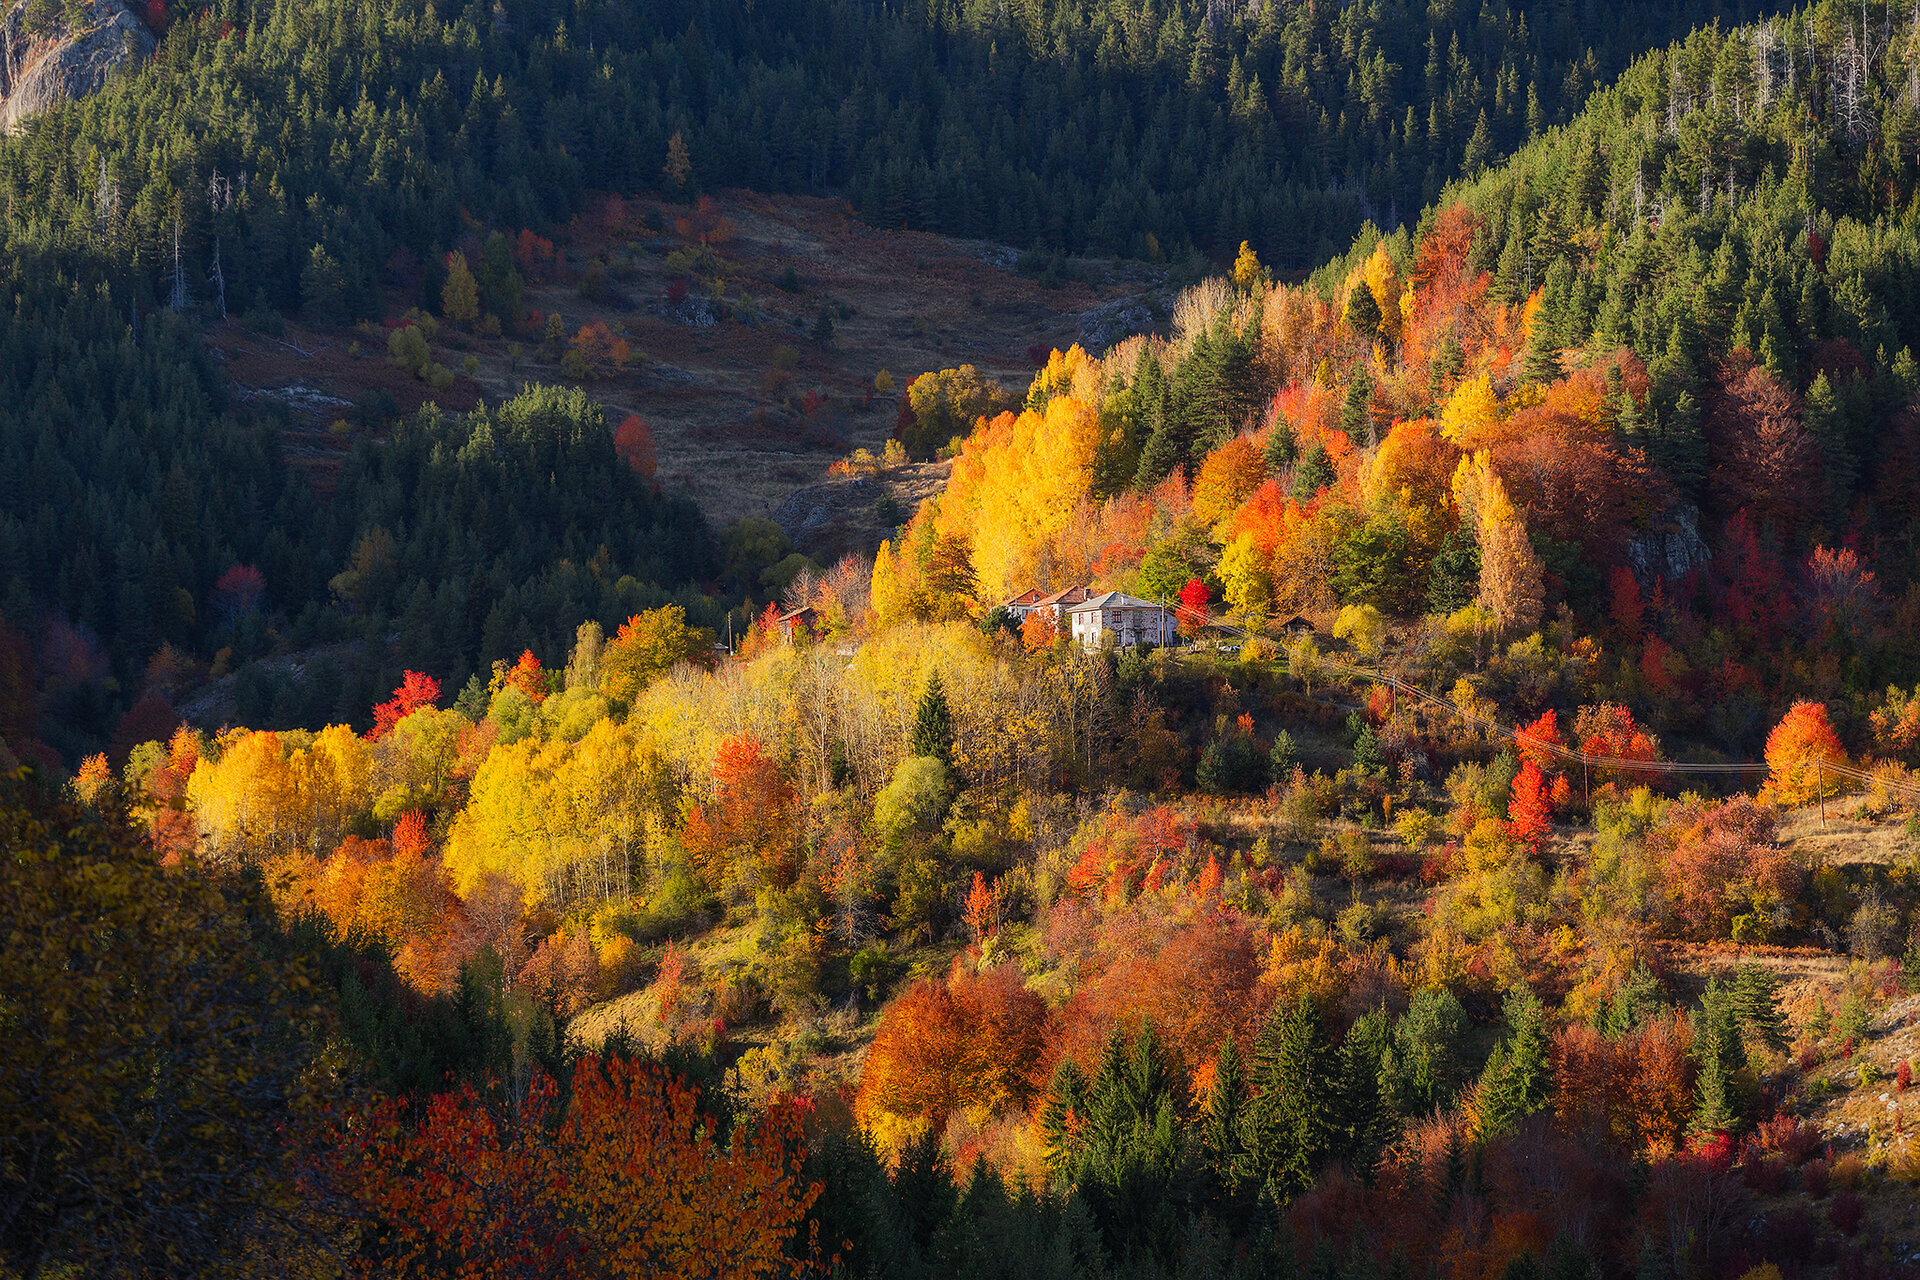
[332,1056,819,1279]
[1763,700,1846,806]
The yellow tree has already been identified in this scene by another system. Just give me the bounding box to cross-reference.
[602,605,714,702]
[1455,453,1542,638]
[1217,532,1272,622]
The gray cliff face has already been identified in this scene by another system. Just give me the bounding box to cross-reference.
[0,0,155,134]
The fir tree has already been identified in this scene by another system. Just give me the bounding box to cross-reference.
[1040,1057,1090,1179]
[1475,985,1552,1137]
[1268,729,1297,784]
[1247,997,1333,1202]
[1263,416,1298,472]
[1340,365,1376,446]
[1292,442,1335,502]
[1332,1011,1397,1182]
[1730,964,1789,1053]
[1426,528,1481,613]
[1688,980,1747,1138]
[1203,1035,1252,1197]
[909,670,954,763]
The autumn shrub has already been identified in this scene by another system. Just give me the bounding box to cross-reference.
[1898,1058,1912,1090]
[1827,1190,1864,1235]
[1753,1113,1823,1165]
[1831,1151,1865,1191]
[1646,796,1799,940]
[330,1056,818,1279]
[1739,1152,1789,1194]
[1802,1157,1831,1197]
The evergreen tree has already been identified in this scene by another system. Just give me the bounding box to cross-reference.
[910,670,954,764]
[1202,1035,1252,1199]
[1730,965,1789,1053]
[1688,980,1747,1139]
[1292,443,1336,502]
[1263,416,1298,472]
[1246,997,1333,1202]
[1802,372,1853,525]
[1426,528,1481,613]
[1475,985,1552,1137]
[1340,365,1376,446]
[1331,1011,1397,1182]
[1268,729,1297,784]
[1345,283,1384,340]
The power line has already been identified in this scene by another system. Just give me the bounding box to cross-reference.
[1201,615,1920,800]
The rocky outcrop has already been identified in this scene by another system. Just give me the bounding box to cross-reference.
[0,0,154,134]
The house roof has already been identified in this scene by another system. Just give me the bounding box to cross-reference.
[1002,588,1044,608]
[1067,591,1163,614]
[1033,585,1093,608]
[776,606,817,625]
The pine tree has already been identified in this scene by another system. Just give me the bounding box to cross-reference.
[1292,442,1335,502]
[1203,1035,1251,1196]
[1475,985,1551,1137]
[1340,365,1376,446]
[1246,997,1333,1202]
[1730,964,1789,1053]
[909,670,953,764]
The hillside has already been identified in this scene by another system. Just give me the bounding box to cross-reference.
[212,190,1167,532]
[17,1,1920,1279]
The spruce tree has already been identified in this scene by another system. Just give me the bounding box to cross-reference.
[1730,964,1789,1053]
[1340,365,1376,446]
[1263,416,1297,472]
[1426,528,1481,613]
[1345,283,1383,340]
[1688,980,1746,1138]
[1292,442,1335,502]
[1039,1057,1089,1179]
[909,670,953,763]
[1476,985,1552,1137]
[1268,729,1297,785]
[1803,372,1853,525]
[1247,997,1333,1202]
[1203,1035,1252,1197]
[1332,1011,1397,1182]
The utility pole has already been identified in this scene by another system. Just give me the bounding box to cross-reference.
[1818,757,1827,829]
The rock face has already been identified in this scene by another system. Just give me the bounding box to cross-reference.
[0,0,155,135]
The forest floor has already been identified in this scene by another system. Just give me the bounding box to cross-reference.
[206,191,1170,560]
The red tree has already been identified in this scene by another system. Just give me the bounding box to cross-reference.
[212,563,267,626]
[1507,760,1553,852]
[614,415,658,480]
[368,671,441,740]
[1177,577,1210,637]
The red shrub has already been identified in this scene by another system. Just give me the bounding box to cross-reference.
[1897,1059,1912,1091]
[1739,1153,1788,1194]
[667,279,689,305]
[1802,1157,1830,1198]
[1827,1190,1863,1235]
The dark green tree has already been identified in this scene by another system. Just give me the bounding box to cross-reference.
[910,669,954,764]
